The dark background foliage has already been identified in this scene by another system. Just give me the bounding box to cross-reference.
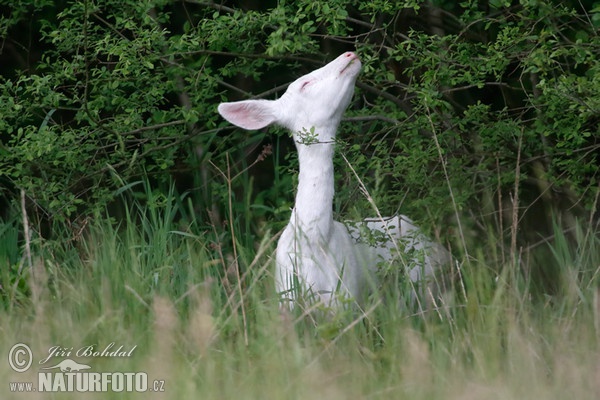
[1,0,598,263]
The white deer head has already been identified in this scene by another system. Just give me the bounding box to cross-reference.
[218,52,361,141]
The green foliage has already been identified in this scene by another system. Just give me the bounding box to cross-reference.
[0,0,598,271]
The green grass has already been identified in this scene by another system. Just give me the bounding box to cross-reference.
[1,182,599,399]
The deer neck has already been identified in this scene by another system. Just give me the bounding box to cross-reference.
[290,125,337,241]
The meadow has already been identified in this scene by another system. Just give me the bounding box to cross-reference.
[1,179,598,399]
[1,3,599,397]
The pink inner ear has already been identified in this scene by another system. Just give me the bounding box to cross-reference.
[218,100,276,130]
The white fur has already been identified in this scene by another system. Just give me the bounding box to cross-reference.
[218,52,449,308]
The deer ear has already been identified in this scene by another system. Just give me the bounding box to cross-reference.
[218,100,279,130]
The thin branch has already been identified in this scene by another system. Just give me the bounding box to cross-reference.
[176,49,321,66]
[343,115,400,125]
[182,0,236,14]
[118,120,187,136]
[209,155,249,347]
[15,190,33,296]
[510,130,523,265]
[427,106,469,260]
[356,81,406,108]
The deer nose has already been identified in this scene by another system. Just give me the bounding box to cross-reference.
[343,52,359,61]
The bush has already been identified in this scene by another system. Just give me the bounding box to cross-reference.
[0,0,598,249]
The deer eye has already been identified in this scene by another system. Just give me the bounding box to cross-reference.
[300,80,312,91]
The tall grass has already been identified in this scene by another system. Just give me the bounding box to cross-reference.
[0,179,598,399]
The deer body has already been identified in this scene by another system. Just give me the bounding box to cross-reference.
[218,52,449,308]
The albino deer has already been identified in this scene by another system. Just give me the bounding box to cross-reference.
[218,52,450,309]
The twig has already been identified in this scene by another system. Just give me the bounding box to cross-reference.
[496,156,506,267]
[125,284,151,309]
[20,189,33,272]
[307,299,381,368]
[510,130,523,265]
[118,120,187,136]
[14,190,34,297]
[340,152,426,315]
[426,107,469,260]
[182,0,236,14]
[343,115,400,125]
[210,154,249,347]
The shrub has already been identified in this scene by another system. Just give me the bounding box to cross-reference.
[0,0,597,251]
